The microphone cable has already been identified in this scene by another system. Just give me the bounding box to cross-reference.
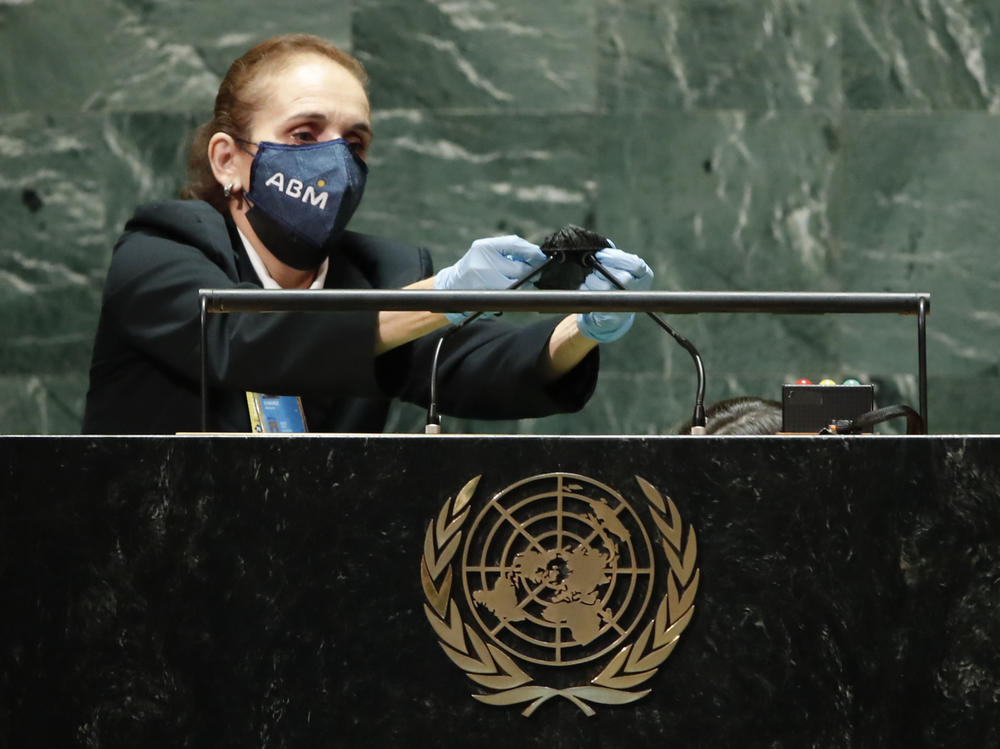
[819,404,926,435]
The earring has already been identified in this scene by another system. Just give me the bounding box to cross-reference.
[223,183,234,199]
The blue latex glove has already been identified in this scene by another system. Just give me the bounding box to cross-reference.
[434,235,546,323]
[577,248,654,342]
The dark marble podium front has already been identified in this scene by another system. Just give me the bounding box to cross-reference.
[2,435,998,748]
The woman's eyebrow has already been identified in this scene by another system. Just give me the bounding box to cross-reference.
[349,121,374,138]
[285,112,371,128]
[284,111,329,125]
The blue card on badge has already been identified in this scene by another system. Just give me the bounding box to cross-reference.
[246,392,308,433]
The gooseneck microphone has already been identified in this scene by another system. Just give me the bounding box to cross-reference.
[583,252,708,434]
[424,253,544,434]
[425,226,708,435]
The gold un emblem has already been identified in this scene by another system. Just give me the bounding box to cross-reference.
[420,472,699,716]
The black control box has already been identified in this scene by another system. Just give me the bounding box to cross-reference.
[781,384,875,433]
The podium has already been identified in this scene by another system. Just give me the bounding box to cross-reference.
[3,434,999,747]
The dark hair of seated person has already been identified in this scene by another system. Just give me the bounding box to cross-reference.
[674,396,783,435]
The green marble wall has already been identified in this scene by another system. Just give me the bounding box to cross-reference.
[2,0,998,435]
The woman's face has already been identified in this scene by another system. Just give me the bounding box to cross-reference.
[232,52,373,188]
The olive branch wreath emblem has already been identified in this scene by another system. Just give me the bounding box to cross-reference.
[419,474,699,717]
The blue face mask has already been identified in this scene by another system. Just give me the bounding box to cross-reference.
[243,138,368,270]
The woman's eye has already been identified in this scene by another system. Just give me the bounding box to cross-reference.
[291,131,316,143]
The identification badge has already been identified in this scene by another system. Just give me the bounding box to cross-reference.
[246,392,308,433]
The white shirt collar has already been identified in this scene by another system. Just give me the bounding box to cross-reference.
[236,226,329,290]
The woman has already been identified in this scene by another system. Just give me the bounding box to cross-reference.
[82,34,652,434]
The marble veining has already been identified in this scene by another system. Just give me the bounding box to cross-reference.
[1,1,999,434]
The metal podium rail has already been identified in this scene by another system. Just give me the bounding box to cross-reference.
[197,289,931,432]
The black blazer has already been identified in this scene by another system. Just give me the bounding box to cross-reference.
[83,201,597,434]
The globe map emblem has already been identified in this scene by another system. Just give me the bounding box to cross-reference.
[462,473,656,666]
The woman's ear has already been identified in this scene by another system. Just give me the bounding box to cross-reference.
[208,132,245,195]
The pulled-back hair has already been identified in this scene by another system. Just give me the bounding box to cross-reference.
[673,396,783,435]
[179,34,368,213]
[702,397,782,435]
